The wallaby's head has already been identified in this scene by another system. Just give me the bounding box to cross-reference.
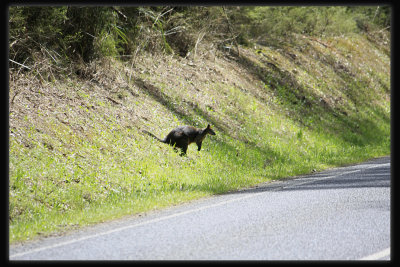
[206,124,216,135]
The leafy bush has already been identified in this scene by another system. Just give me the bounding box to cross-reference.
[9,6,69,64]
[228,6,364,46]
[9,6,390,67]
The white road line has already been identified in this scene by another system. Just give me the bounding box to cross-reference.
[10,191,264,259]
[282,170,359,189]
[283,162,390,190]
[363,163,390,169]
[359,248,390,260]
[10,161,389,259]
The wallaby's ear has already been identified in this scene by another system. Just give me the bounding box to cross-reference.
[207,124,216,135]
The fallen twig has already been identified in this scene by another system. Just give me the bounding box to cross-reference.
[9,59,31,70]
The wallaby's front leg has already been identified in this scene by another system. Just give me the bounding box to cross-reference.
[196,141,202,151]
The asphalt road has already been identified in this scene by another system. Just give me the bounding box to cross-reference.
[9,156,391,260]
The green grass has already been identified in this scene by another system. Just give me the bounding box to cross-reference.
[9,33,390,243]
[9,107,389,242]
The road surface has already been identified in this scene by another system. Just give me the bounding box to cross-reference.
[10,156,390,260]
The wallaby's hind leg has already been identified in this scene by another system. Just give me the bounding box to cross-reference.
[181,144,188,156]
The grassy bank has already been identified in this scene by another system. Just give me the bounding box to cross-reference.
[9,33,390,243]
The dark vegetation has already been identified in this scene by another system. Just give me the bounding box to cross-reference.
[9,6,390,69]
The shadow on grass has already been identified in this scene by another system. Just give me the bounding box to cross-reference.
[134,54,389,195]
[134,77,278,147]
[233,50,390,148]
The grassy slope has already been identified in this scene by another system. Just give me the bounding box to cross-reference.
[9,33,390,243]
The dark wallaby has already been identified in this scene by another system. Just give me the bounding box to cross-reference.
[143,124,216,155]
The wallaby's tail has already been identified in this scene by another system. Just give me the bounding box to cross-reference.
[142,130,166,143]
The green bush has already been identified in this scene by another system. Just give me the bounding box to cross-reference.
[9,6,390,65]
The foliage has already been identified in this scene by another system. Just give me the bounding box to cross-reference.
[9,6,390,65]
[227,6,390,47]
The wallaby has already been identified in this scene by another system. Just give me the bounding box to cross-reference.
[143,124,216,155]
